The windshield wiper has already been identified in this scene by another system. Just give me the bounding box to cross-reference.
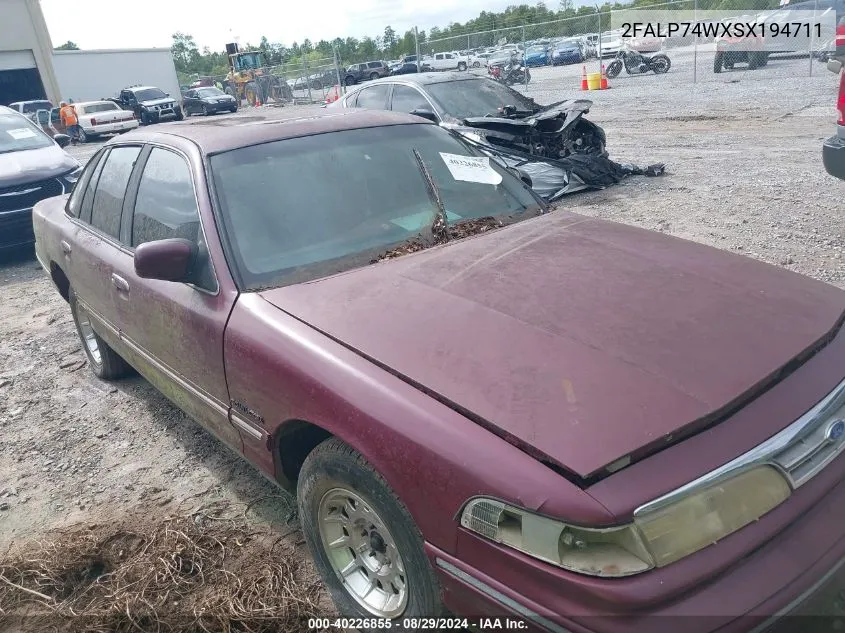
[412,148,449,243]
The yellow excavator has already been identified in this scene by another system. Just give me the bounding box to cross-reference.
[224,43,293,105]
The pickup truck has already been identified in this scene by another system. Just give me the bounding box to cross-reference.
[109,85,183,125]
[423,52,468,71]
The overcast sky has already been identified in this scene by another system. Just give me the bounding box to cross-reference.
[40,0,533,52]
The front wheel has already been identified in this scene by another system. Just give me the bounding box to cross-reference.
[457,62,467,71]
[472,61,480,68]
[70,289,131,381]
[77,128,88,143]
[650,55,671,74]
[344,76,356,87]
[606,60,623,78]
[298,438,444,629]
[713,52,724,73]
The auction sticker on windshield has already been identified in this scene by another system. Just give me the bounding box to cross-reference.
[440,153,503,185]
[7,128,37,140]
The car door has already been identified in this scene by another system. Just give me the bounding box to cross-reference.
[62,145,142,352]
[183,90,196,114]
[107,144,242,451]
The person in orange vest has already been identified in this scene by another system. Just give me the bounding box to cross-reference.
[59,100,80,144]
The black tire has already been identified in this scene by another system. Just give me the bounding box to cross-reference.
[344,76,356,87]
[183,106,191,118]
[229,106,238,113]
[202,104,209,116]
[472,61,481,68]
[606,60,623,78]
[748,52,760,70]
[298,438,444,631]
[457,62,467,71]
[77,128,88,144]
[651,55,671,74]
[174,108,183,121]
[369,72,379,81]
[713,51,724,73]
[69,289,130,381]
[140,111,151,125]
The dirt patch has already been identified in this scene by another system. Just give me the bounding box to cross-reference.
[0,502,340,633]
[660,114,722,122]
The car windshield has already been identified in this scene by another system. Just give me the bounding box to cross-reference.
[0,113,53,154]
[81,102,119,114]
[426,79,539,120]
[197,88,225,97]
[210,123,543,291]
[135,88,167,101]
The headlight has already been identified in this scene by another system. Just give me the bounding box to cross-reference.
[461,466,791,577]
[633,466,790,567]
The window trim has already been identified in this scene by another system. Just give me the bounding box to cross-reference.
[123,141,220,296]
[388,83,434,115]
[352,83,391,109]
[65,147,106,219]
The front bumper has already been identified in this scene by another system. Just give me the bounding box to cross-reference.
[823,132,845,181]
[428,452,845,633]
[144,106,180,121]
[0,209,35,250]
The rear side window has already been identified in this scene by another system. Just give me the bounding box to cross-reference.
[131,148,200,246]
[90,146,140,239]
[391,85,430,114]
[368,61,383,68]
[66,149,105,219]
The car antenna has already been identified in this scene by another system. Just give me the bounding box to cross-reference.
[412,148,449,242]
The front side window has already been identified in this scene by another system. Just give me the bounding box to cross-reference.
[132,148,200,246]
[391,85,430,114]
[90,146,141,239]
[355,85,389,109]
[210,123,542,290]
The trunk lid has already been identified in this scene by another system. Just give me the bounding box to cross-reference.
[258,212,844,479]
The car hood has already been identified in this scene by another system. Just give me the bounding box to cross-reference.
[0,144,79,188]
[140,97,176,106]
[459,99,593,134]
[258,212,845,479]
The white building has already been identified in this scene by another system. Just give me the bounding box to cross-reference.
[0,0,179,106]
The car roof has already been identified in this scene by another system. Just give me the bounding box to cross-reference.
[76,100,119,107]
[366,72,484,87]
[116,108,433,155]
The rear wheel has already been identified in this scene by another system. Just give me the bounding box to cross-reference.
[651,55,671,74]
[472,61,481,68]
[713,51,724,73]
[457,62,467,71]
[70,289,130,381]
[298,438,444,630]
[748,52,760,70]
[77,128,88,143]
[369,72,379,81]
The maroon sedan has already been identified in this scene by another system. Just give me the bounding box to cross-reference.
[32,109,845,631]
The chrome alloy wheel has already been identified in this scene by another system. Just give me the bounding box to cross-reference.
[317,487,408,618]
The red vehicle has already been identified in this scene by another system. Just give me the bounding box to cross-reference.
[32,110,845,631]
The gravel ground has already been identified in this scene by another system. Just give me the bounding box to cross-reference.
[0,52,842,591]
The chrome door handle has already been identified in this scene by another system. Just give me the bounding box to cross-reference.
[111,273,130,293]
[60,240,71,255]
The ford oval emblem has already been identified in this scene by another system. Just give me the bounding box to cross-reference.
[826,419,845,443]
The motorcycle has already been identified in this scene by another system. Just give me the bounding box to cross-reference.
[605,47,671,78]
[488,55,532,86]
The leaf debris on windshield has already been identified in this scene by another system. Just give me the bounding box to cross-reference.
[372,217,505,263]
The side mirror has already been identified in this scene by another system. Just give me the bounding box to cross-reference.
[134,238,195,282]
[410,108,438,123]
[165,92,170,97]
[54,134,71,148]
[828,58,843,74]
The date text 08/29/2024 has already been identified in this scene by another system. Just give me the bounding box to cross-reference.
[307,618,527,629]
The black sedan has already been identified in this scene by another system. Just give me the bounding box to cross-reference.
[182,87,238,116]
[390,62,421,76]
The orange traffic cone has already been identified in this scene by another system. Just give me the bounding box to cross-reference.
[580,65,588,91]
[600,64,609,90]
[325,84,340,104]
